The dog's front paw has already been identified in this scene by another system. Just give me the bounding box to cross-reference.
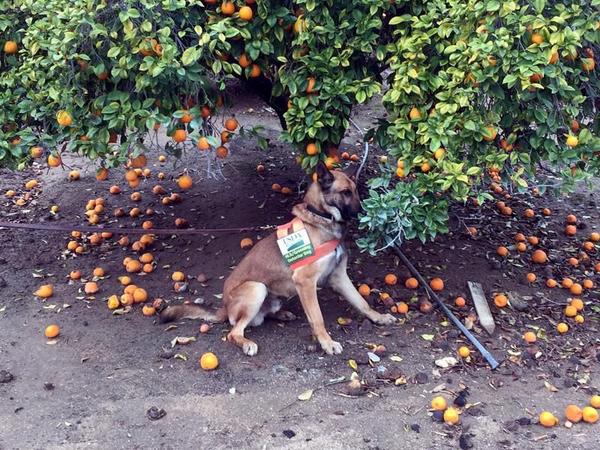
[243,341,259,356]
[320,339,343,355]
[371,312,397,325]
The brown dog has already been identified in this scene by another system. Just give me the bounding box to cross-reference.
[159,161,396,355]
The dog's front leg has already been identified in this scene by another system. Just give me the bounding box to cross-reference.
[329,257,396,325]
[293,271,343,355]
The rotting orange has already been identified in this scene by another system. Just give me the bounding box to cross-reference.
[133,288,148,303]
[142,305,156,316]
[240,238,254,249]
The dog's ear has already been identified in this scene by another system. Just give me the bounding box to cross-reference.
[315,160,334,191]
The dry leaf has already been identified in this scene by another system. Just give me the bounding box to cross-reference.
[337,317,352,326]
[421,334,435,341]
[544,381,559,392]
[389,355,403,362]
[174,353,188,361]
[298,389,314,401]
[170,336,196,348]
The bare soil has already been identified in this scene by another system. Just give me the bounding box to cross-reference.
[1,87,599,450]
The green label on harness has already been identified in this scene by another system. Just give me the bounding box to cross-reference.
[277,228,314,266]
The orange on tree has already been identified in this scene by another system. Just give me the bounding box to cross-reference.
[225,117,238,131]
[47,154,62,167]
[249,64,261,77]
[172,129,187,143]
[239,6,253,21]
[221,2,235,16]
[238,53,251,68]
[306,142,318,155]
[3,40,18,54]
[216,146,229,158]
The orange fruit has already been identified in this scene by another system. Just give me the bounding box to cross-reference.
[526,273,537,283]
[130,192,141,201]
[142,305,156,316]
[200,352,219,370]
[306,142,318,155]
[516,242,527,252]
[120,294,134,306]
[197,136,210,151]
[443,407,460,425]
[590,396,600,409]
[582,241,595,252]
[431,396,447,411]
[84,282,99,295]
[133,288,148,303]
[546,278,557,288]
[531,33,544,44]
[561,277,574,288]
[575,314,584,324]
[384,274,397,286]
[582,279,594,289]
[216,146,228,158]
[532,249,547,264]
[539,411,557,427]
[306,77,317,94]
[239,5,253,20]
[139,253,154,264]
[429,278,444,292]
[590,232,600,242]
[3,40,18,54]
[565,405,583,423]
[497,246,509,257]
[221,1,235,15]
[107,295,120,310]
[126,260,142,273]
[249,64,261,77]
[408,107,421,121]
[569,283,582,295]
[56,110,72,127]
[494,294,508,308]
[523,331,537,343]
[564,305,577,317]
[523,209,535,218]
[455,296,466,307]
[93,267,105,277]
[396,302,409,314]
[69,270,81,280]
[358,284,371,297]
[44,324,60,338]
[35,284,54,299]
[240,238,253,249]
[582,407,599,424]
[565,225,577,236]
[458,346,470,358]
[556,322,569,334]
[566,214,577,224]
[178,174,193,190]
[514,232,526,242]
[47,154,62,167]
[238,53,251,68]
[109,185,121,195]
[118,276,131,286]
[172,129,187,143]
[542,208,552,216]
[225,117,238,131]
[405,277,419,289]
[172,271,185,282]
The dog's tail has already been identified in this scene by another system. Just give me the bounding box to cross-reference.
[159,304,227,324]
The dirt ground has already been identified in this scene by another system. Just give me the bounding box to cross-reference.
[1,87,599,450]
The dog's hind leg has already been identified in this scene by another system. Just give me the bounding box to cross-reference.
[226,281,268,356]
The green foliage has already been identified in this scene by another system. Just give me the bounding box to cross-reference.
[1,0,599,251]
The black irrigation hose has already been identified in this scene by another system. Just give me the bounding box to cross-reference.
[393,244,501,370]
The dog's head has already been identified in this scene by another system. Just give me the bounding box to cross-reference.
[313,161,361,221]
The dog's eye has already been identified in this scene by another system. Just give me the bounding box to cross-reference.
[341,189,352,197]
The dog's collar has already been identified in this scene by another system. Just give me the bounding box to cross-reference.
[306,204,334,221]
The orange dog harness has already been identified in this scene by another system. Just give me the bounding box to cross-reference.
[276,218,340,270]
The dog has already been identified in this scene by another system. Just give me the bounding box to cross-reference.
[159,161,396,355]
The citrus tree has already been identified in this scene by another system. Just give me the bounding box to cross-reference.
[1,0,599,253]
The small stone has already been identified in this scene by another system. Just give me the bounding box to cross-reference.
[459,433,474,449]
[410,423,420,433]
[414,372,429,384]
[282,429,296,439]
[43,382,54,391]
[516,417,531,426]
[146,406,166,421]
[0,370,14,383]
